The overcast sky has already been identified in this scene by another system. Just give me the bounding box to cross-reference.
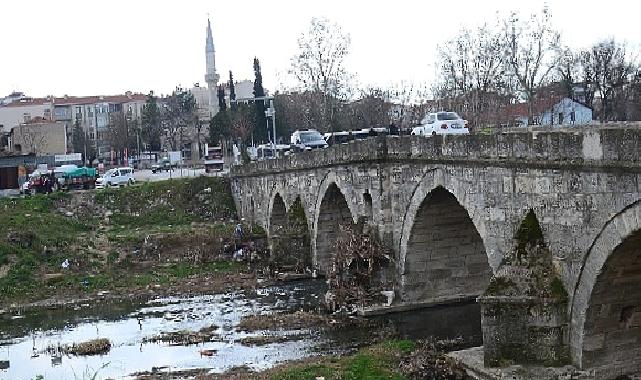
[1,0,639,98]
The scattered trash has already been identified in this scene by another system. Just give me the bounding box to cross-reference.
[51,355,62,366]
[61,259,70,269]
[233,248,244,261]
[199,349,217,357]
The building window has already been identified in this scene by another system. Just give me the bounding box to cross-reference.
[558,112,564,124]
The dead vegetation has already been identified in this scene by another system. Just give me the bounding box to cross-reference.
[399,338,473,380]
[237,310,378,332]
[239,334,300,346]
[325,222,395,313]
[143,325,220,346]
[46,338,111,356]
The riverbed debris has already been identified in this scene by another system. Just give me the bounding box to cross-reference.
[325,223,394,314]
[237,309,379,333]
[143,325,220,346]
[399,338,473,380]
[45,338,112,356]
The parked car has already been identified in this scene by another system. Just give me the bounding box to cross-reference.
[251,144,292,160]
[20,180,32,195]
[151,159,168,173]
[96,167,135,189]
[411,112,469,136]
[290,129,328,151]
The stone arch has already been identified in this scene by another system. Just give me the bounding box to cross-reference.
[249,197,255,224]
[313,175,358,273]
[268,193,287,241]
[399,184,492,303]
[400,170,493,277]
[363,191,373,223]
[285,195,313,269]
[570,200,641,371]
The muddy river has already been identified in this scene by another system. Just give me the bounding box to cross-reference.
[0,280,481,379]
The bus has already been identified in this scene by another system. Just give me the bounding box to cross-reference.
[204,144,224,172]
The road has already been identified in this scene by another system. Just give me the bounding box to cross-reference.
[133,168,228,182]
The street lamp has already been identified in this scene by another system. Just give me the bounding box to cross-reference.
[264,99,276,157]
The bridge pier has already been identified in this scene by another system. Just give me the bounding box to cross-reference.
[479,210,569,367]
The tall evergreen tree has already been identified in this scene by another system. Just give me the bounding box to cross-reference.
[253,57,268,142]
[210,84,230,146]
[209,110,229,146]
[229,71,237,112]
[141,92,162,151]
[218,85,227,112]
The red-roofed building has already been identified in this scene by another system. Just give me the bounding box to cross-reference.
[1,91,147,159]
[51,91,147,159]
[493,97,593,127]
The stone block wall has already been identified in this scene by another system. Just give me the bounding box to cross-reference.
[481,297,569,366]
[231,126,641,374]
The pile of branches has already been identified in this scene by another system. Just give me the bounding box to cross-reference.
[325,223,393,313]
[399,338,473,380]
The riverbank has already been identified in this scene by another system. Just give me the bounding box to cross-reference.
[134,338,473,380]
[0,177,262,308]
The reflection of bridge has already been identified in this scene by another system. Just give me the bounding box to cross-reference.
[231,127,641,377]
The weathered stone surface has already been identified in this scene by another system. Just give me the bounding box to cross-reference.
[480,210,570,367]
[231,126,641,376]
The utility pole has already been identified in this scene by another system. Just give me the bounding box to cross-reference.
[84,129,88,166]
[231,95,276,158]
[265,99,276,157]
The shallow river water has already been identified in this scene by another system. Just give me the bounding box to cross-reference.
[0,280,481,379]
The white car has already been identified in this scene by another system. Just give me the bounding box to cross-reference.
[290,129,328,151]
[96,167,135,189]
[411,112,469,136]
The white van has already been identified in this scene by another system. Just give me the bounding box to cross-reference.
[96,167,135,189]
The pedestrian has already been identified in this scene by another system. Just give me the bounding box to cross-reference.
[234,223,244,240]
[389,123,399,136]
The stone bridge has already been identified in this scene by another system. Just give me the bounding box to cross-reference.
[230,126,641,377]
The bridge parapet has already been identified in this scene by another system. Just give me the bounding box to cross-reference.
[231,126,641,176]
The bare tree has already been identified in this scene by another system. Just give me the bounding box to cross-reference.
[582,39,638,121]
[161,87,198,153]
[558,39,640,121]
[338,87,391,131]
[386,81,431,129]
[289,17,352,132]
[436,22,514,127]
[106,112,135,160]
[229,103,254,143]
[503,7,561,123]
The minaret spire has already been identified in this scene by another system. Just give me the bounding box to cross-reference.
[204,17,220,117]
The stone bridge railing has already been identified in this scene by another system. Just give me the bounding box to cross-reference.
[231,126,641,176]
